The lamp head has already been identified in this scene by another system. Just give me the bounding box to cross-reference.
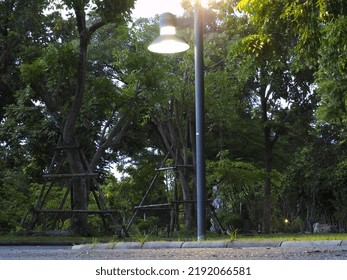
[148,13,190,54]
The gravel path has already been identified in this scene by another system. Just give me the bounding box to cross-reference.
[1,246,347,260]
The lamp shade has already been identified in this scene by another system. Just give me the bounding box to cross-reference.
[148,34,190,54]
[148,13,190,54]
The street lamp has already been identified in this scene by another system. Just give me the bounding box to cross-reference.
[148,1,206,240]
[147,13,190,53]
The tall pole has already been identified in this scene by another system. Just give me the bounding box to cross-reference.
[194,0,206,241]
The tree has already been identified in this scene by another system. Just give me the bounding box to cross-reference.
[277,0,347,231]
[144,3,251,231]
[227,0,317,233]
[316,7,347,126]
[142,16,197,231]
[279,1,347,125]
[0,0,57,231]
[8,0,136,235]
[281,123,347,231]
[2,0,344,237]
[207,151,266,232]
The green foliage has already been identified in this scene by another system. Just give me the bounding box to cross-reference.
[0,87,57,181]
[316,15,347,124]
[135,216,160,235]
[228,228,239,241]
[1,0,347,237]
[280,123,347,230]
[0,170,34,232]
[207,150,266,230]
[90,0,135,22]
[218,212,243,232]
[207,151,265,199]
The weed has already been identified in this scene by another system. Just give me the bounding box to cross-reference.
[228,228,239,242]
[133,229,149,246]
[91,237,99,248]
[107,235,117,249]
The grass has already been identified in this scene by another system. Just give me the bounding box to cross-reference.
[0,233,96,244]
[0,231,346,245]
[235,233,347,242]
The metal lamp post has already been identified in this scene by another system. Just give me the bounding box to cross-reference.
[148,1,206,240]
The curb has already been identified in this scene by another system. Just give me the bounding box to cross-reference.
[182,241,229,248]
[280,240,342,247]
[228,241,281,248]
[0,241,76,246]
[142,241,184,249]
[71,240,347,250]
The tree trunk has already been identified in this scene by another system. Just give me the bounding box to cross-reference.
[62,4,90,235]
[260,76,272,234]
[263,167,272,233]
[65,147,89,235]
[153,113,196,231]
[177,151,195,231]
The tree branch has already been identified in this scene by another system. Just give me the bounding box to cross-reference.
[89,108,134,171]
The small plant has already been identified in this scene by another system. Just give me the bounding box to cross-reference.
[108,236,117,249]
[228,228,239,242]
[91,237,99,248]
[134,229,149,246]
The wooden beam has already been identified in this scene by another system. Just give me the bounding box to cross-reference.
[35,209,117,214]
[134,203,172,209]
[43,173,98,178]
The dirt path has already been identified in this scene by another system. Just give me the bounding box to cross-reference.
[1,246,347,260]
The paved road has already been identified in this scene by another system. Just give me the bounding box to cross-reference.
[1,246,347,260]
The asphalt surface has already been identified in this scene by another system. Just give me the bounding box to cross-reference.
[1,241,347,260]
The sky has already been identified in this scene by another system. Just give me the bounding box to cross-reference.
[132,0,185,18]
